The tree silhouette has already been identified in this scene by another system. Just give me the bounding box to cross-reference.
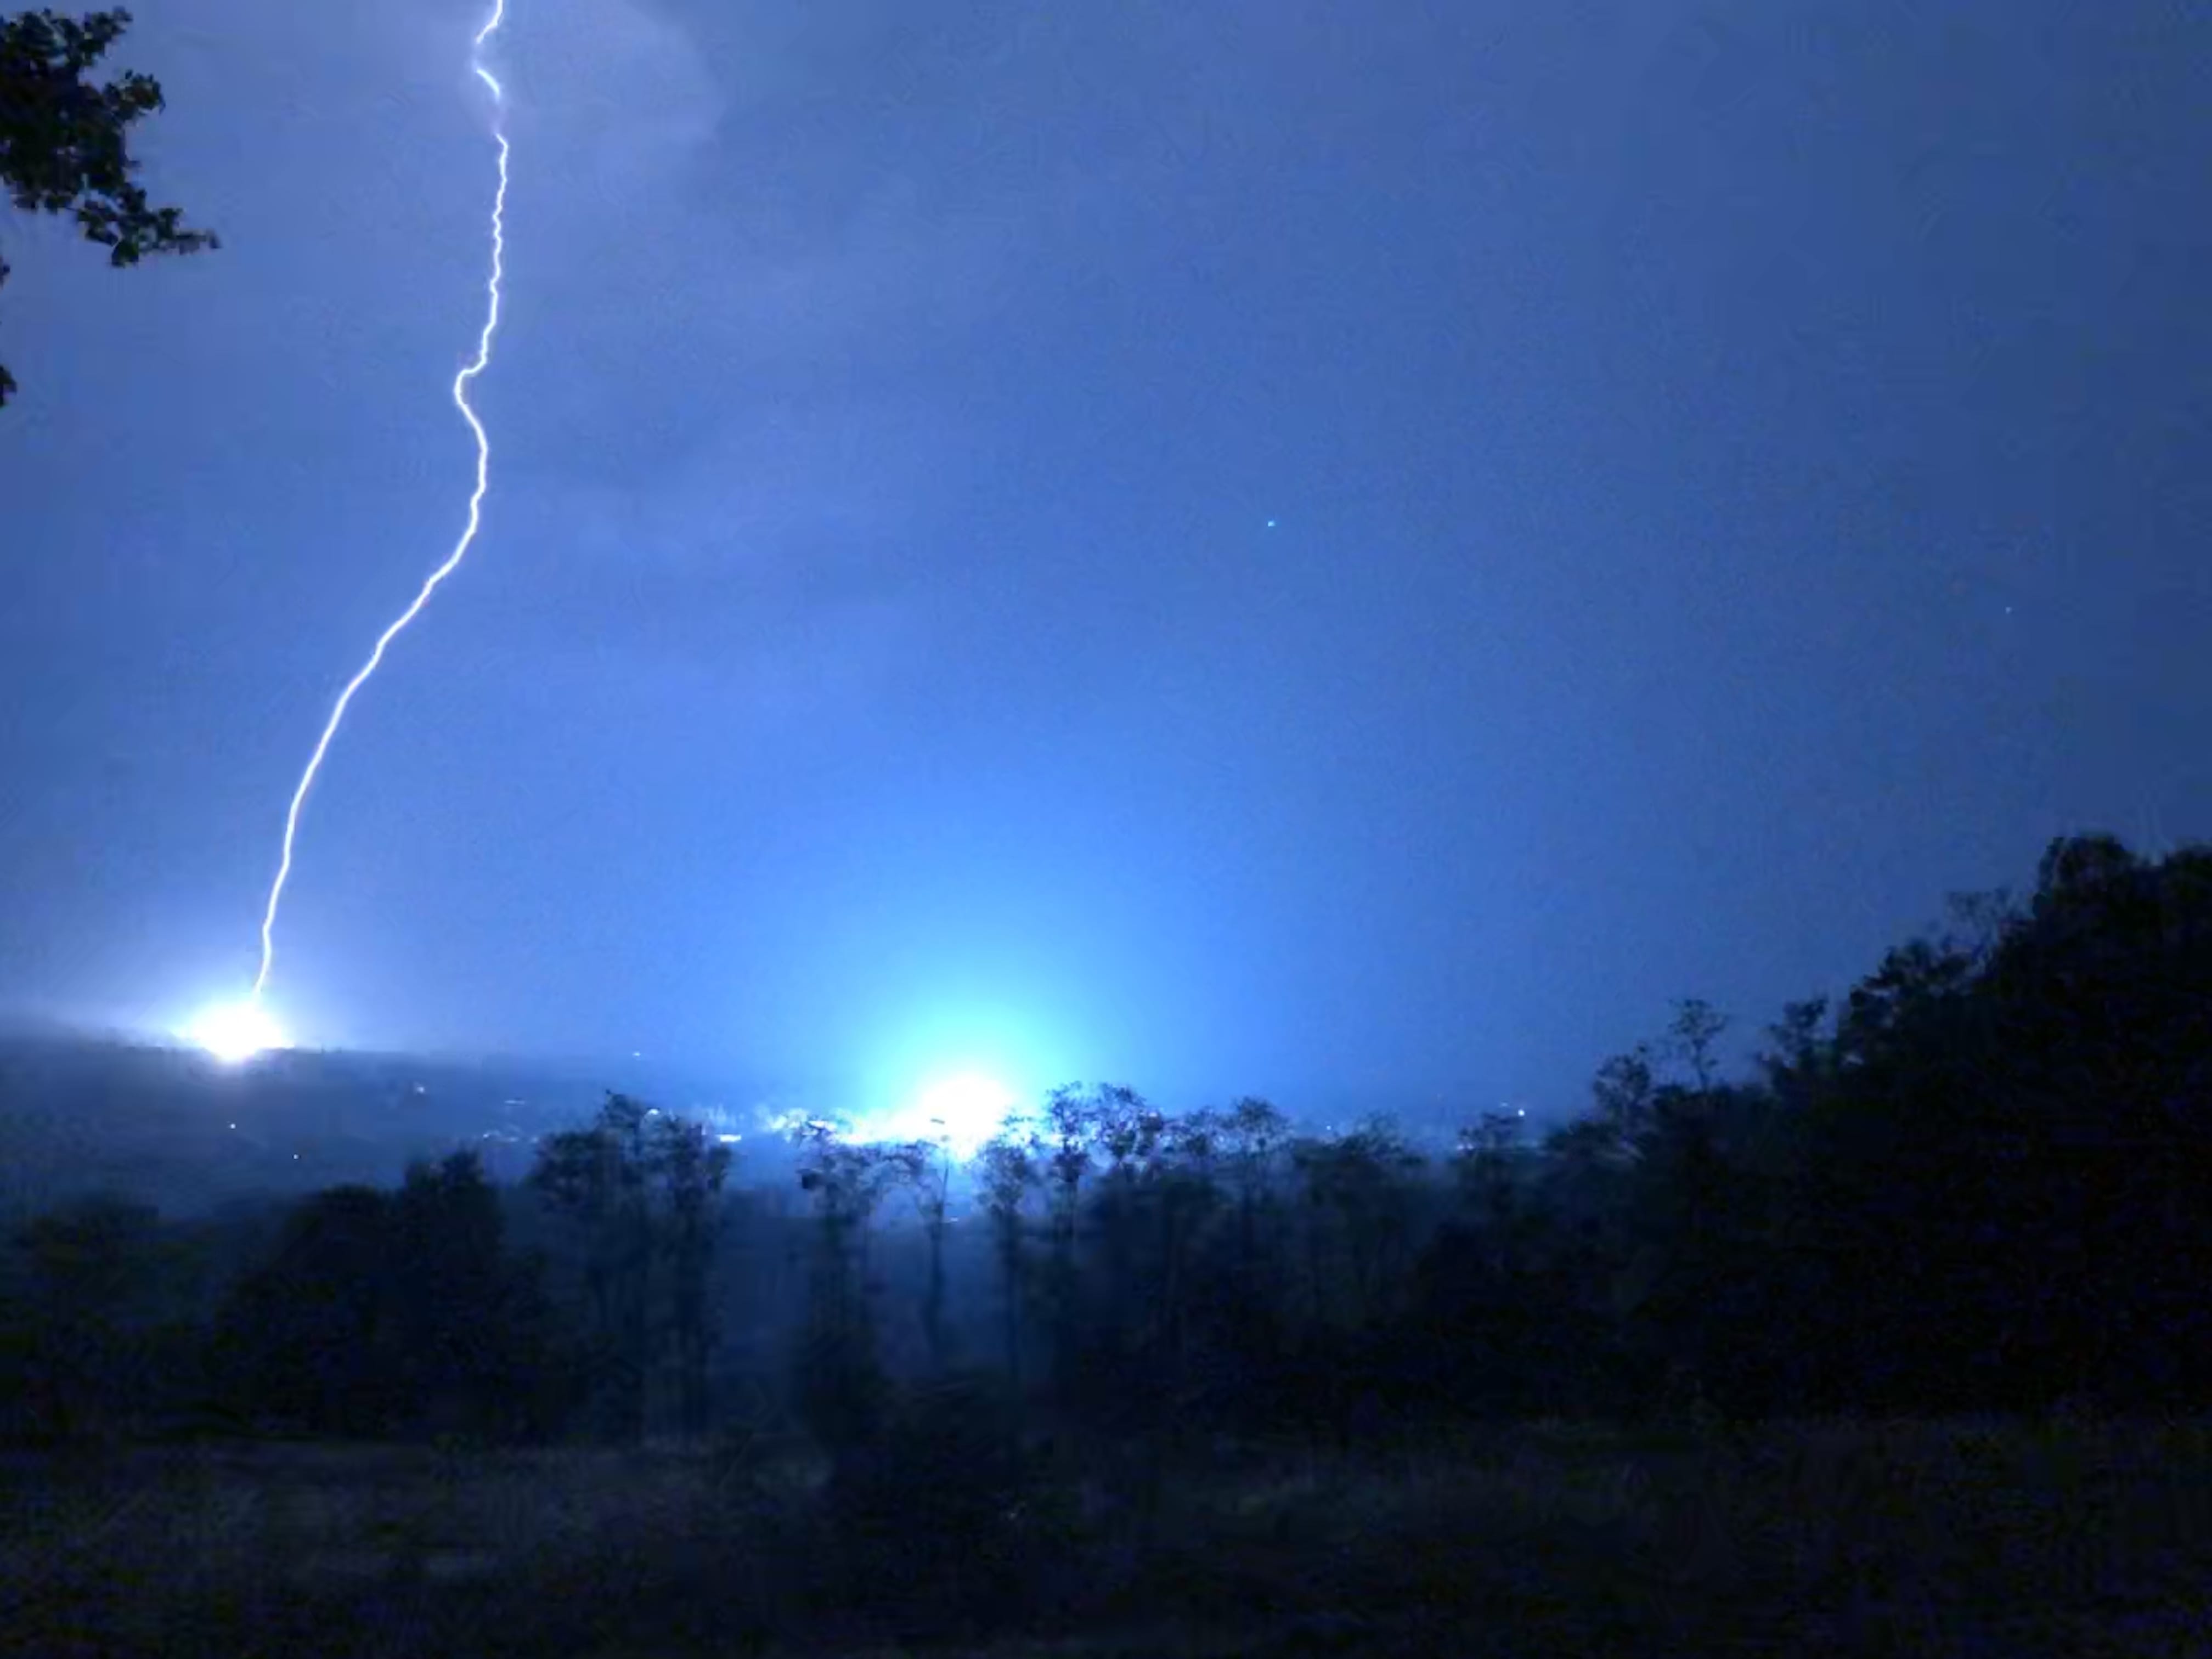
[1220,1096,1288,1280]
[4,1193,194,1440]
[531,1096,657,1439]
[1286,1117,1424,1447]
[975,1128,1038,1384]
[1667,997,1729,1095]
[1,8,217,405]
[651,1113,732,1435]
[7,827,2209,1475]
[790,1120,902,1449]
[528,1093,730,1440]
[885,1128,958,1373]
[212,1154,566,1440]
[213,1184,404,1437]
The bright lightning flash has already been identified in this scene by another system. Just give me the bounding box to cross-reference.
[875,1074,1019,1159]
[241,0,512,1020]
[185,1000,287,1066]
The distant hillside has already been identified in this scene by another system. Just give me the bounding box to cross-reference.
[0,1035,752,1217]
[0,1029,1468,1221]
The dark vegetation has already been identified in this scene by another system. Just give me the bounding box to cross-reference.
[1,7,216,406]
[4,831,2210,1656]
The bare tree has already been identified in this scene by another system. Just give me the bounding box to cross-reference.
[1668,998,1729,1096]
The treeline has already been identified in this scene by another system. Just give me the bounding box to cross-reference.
[3,833,2208,1451]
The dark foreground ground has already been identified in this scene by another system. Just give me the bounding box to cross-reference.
[4,1417,2208,1658]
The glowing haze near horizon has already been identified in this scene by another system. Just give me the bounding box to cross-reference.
[1,2,2207,1128]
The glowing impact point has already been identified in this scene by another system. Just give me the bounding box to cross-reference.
[187,1001,287,1065]
[909,1074,1019,1157]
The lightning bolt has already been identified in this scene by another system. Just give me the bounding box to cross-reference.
[249,1,511,1003]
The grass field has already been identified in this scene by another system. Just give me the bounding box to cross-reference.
[4,1417,2208,1657]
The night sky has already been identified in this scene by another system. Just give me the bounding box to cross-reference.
[2,1,2207,1126]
